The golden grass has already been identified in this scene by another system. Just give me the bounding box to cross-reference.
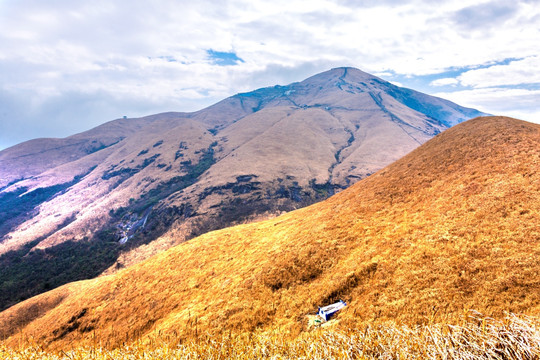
[0,116,539,352]
[1,313,539,359]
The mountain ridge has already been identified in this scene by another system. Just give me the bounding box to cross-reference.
[0,67,487,311]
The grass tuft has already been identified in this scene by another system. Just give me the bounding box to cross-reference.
[1,313,539,359]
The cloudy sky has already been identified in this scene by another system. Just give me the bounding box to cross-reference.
[1,0,539,150]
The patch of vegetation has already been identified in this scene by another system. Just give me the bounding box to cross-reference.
[273,182,307,202]
[0,167,114,311]
[190,186,330,240]
[232,182,260,194]
[142,154,160,168]
[137,149,149,156]
[174,141,189,160]
[193,177,340,239]
[101,167,139,181]
[0,236,120,312]
[101,154,161,185]
[333,129,355,164]
[0,172,90,241]
[236,174,257,182]
[309,179,339,199]
[85,139,122,155]
[135,145,215,214]
[106,142,218,245]
[174,151,184,160]
[152,140,163,148]
[0,178,26,192]
[126,204,195,249]
[0,187,32,238]
[198,177,262,201]
[179,160,191,168]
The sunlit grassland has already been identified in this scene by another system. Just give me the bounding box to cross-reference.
[1,117,539,359]
[1,313,539,359]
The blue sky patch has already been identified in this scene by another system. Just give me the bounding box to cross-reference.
[158,55,177,62]
[207,50,245,66]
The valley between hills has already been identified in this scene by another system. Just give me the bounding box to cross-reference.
[0,68,539,358]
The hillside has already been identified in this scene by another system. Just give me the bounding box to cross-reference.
[0,67,486,311]
[0,116,537,351]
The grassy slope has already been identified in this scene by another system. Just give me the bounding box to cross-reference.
[1,116,538,351]
[2,314,539,359]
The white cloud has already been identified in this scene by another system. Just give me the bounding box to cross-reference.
[0,0,539,149]
[430,78,459,87]
[434,87,540,124]
[457,56,540,88]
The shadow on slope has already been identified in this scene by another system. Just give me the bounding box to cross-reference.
[0,170,92,241]
[0,230,120,312]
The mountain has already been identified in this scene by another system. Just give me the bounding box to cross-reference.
[0,116,537,351]
[0,67,486,311]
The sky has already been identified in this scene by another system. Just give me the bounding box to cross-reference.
[1,0,539,150]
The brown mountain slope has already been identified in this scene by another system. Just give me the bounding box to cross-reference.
[1,116,538,350]
[0,68,483,252]
[0,67,486,311]
[0,97,258,190]
[0,113,184,189]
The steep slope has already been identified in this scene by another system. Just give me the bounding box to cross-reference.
[0,116,537,351]
[0,67,486,311]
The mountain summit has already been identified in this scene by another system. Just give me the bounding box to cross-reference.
[0,67,486,310]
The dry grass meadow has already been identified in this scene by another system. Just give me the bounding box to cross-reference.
[1,116,539,358]
[1,313,539,359]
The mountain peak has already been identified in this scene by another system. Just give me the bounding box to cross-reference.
[300,66,378,87]
[329,66,375,77]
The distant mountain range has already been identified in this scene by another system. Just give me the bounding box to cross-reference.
[0,67,487,311]
[1,116,538,351]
